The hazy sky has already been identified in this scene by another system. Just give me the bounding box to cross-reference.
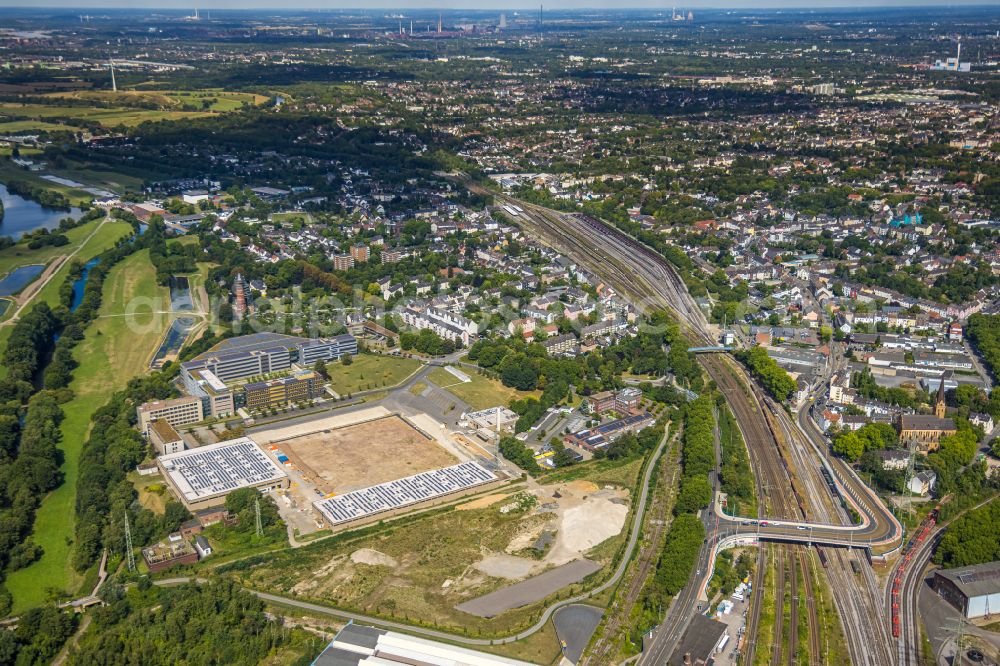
[2,0,999,8]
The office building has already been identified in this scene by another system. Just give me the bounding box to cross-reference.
[137,396,205,434]
[180,333,356,387]
[149,419,186,456]
[244,370,319,411]
[586,387,643,415]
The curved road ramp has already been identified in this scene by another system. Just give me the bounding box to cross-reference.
[456,559,602,618]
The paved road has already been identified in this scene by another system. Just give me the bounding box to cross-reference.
[456,559,602,618]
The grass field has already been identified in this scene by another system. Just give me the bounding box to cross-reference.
[0,90,266,131]
[5,249,170,611]
[52,164,145,194]
[28,219,135,311]
[131,471,168,515]
[270,211,314,225]
[326,354,423,395]
[0,119,76,133]
[0,103,211,129]
[46,89,267,113]
[427,367,542,411]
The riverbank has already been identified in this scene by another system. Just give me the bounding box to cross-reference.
[4,248,172,611]
[0,217,133,375]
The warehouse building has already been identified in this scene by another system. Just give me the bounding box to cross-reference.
[157,437,288,511]
[137,396,205,434]
[313,462,497,528]
[931,561,1000,619]
[564,412,656,453]
[312,623,537,666]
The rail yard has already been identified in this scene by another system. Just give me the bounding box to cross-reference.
[499,192,905,666]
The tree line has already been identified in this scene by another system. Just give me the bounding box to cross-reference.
[637,396,712,642]
[736,346,797,402]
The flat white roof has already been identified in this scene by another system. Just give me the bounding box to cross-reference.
[199,368,228,392]
[318,626,538,666]
[313,462,496,526]
[158,437,286,502]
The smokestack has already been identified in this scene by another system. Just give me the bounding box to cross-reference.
[438,13,442,33]
[109,59,117,92]
[539,4,543,31]
[956,39,961,63]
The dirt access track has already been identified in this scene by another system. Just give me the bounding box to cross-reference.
[278,415,458,495]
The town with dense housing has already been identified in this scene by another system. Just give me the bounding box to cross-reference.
[0,5,998,666]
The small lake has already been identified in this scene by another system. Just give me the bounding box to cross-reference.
[0,264,44,296]
[0,182,83,240]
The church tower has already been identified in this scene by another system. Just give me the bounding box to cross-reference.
[934,376,947,419]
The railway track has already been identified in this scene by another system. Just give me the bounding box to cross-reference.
[772,549,787,666]
[583,436,681,666]
[502,198,828,665]
[799,550,823,665]
[494,194,900,666]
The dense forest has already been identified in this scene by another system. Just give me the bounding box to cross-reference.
[935,500,1000,569]
[67,580,311,665]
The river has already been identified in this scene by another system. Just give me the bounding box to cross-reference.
[0,182,83,239]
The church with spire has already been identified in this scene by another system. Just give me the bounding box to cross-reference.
[897,376,956,455]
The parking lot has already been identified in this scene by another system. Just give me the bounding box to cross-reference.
[708,582,752,666]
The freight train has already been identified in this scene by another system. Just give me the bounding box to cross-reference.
[890,505,940,638]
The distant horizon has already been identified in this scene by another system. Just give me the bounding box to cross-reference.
[2,1,999,10]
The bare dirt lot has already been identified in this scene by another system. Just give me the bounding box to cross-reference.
[279,415,458,494]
